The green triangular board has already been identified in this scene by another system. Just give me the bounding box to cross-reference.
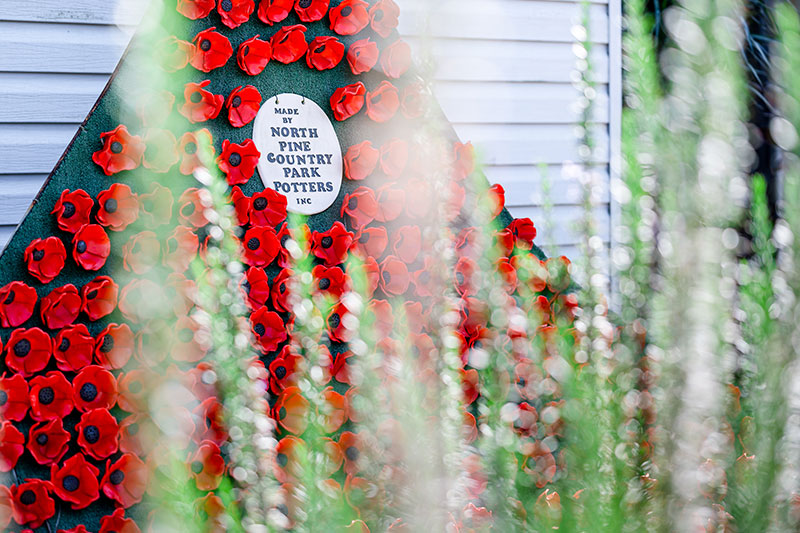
[0,1,565,531]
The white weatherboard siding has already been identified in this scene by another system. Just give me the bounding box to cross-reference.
[0,0,618,272]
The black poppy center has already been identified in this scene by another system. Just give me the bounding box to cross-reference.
[185,141,197,155]
[279,406,287,419]
[190,92,203,104]
[79,383,98,403]
[253,197,267,211]
[254,323,266,336]
[179,328,194,343]
[383,270,392,284]
[63,475,80,492]
[221,0,233,11]
[86,289,99,301]
[316,44,327,54]
[76,240,87,254]
[0,390,7,406]
[58,337,71,352]
[38,386,55,405]
[32,249,45,261]
[109,469,125,485]
[3,290,14,305]
[100,334,115,353]
[243,45,250,56]
[191,460,204,474]
[321,236,333,249]
[83,425,100,444]
[129,380,142,394]
[36,433,48,445]
[62,201,76,218]
[275,366,287,380]
[127,422,139,436]
[374,9,384,21]
[298,0,313,7]
[242,280,251,294]
[456,272,465,285]
[341,5,353,17]
[200,39,212,52]
[319,278,331,291]
[419,271,430,284]
[371,93,382,105]
[19,490,35,505]
[110,141,124,154]
[247,237,261,251]
[277,452,288,467]
[345,446,359,461]
[328,312,340,329]
[14,339,31,358]
[228,152,242,167]
[347,197,358,210]
[231,96,242,108]
[104,198,118,213]
[281,235,289,247]
[359,232,370,244]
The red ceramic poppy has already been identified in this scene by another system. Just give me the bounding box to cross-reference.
[295,0,328,21]
[330,0,369,35]
[274,435,304,483]
[81,276,118,321]
[53,324,94,372]
[401,82,427,119]
[178,128,215,175]
[23,237,66,284]
[251,306,288,353]
[452,141,475,181]
[273,386,309,435]
[454,257,477,296]
[118,414,150,457]
[271,24,309,64]
[445,181,466,222]
[51,453,100,510]
[268,350,300,394]
[391,225,421,264]
[311,221,354,266]
[138,183,174,228]
[190,27,233,72]
[218,138,261,185]
[486,183,505,218]
[164,226,199,273]
[159,36,193,72]
[494,228,515,257]
[192,396,227,445]
[177,0,216,19]
[101,453,148,508]
[11,479,56,529]
[545,256,571,293]
[116,369,148,414]
[369,0,399,37]
[346,39,379,77]
[374,183,405,222]
[366,80,400,122]
[312,265,348,299]
[72,224,110,271]
[380,39,411,79]
[122,231,160,275]
[320,387,347,433]
[29,371,72,421]
[173,316,208,363]
[137,89,176,127]
[142,128,179,173]
[95,323,134,370]
[99,508,140,533]
[379,255,409,295]
[0,421,24,472]
[40,284,81,330]
[347,255,379,297]
[230,186,251,225]
[270,268,293,313]
[241,266,270,309]
[353,226,387,259]
[0,373,28,422]
[306,36,345,70]
[226,85,262,128]
[340,186,378,229]
[218,0,255,28]
[367,299,393,337]
[509,217,537,249]
[330,82,366,121]
[338,431,363,476]
[258,0,294,24]
[0,281,36,328]
[76,407,119,460]
[179,188,210,228]
[238,35,272,75]
[27,418,70,465]
[92,125,145,176]
[344,140,378,181]
[249,188,287,227]
[326,300,352,343]
[379,138,407,176]
[6,328,51,377]
[189,440,225,491]
[51,189,93,234]
[73,365,117,412]
[180,80,225,123]
[330,349,354,384]
[242,225,280,266]
[496,257,518,293]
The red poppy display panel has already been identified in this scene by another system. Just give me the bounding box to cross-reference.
[0,0,570,531]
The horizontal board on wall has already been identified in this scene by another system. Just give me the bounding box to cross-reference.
[484,164,609,207]
[0,124,80,174]
[0,73,110,123]
[1,0,147,25]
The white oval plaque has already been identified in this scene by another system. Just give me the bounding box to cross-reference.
[252,93,343,215]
